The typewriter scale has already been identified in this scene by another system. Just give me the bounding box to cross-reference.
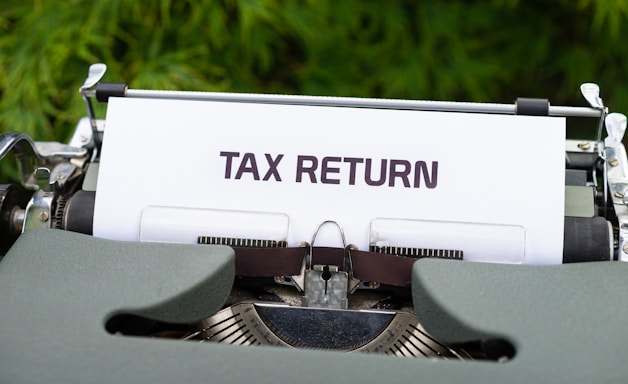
[1,64,628,383]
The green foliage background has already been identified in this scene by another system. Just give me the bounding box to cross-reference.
[1,0,628,147]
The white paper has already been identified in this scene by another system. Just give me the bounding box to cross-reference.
[94,97,565,264]
[140,206,289,244]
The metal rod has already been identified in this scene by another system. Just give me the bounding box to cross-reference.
[81,93,102,150]
[124,88,602,118]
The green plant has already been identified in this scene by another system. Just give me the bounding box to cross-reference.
[1,1,627,181]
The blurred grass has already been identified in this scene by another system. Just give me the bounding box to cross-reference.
[1,1,628,181]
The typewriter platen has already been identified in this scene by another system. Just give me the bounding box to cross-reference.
[1,64,628,383]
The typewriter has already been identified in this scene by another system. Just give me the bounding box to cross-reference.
[1,64,628,383]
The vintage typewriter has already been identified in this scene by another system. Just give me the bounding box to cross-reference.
[1,64,628,383]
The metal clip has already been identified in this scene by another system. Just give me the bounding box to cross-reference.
[301,221,360,309]
[306,220,348,269]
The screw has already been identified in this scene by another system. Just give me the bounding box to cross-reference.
[55,174,66,180]
[609,158,619,167]
[623,244,628,254]
[274,276,286,284]
[578,142,591,151]
[367,281,380,289]
[38,211,49,222]
[615,191,625,199]
[80,134,89,143]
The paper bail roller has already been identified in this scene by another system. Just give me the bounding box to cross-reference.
[369,218,531,264]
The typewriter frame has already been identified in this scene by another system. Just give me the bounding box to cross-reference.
[1,64,628,383]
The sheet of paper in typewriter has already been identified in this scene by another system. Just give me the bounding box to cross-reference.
[94,96,565,264]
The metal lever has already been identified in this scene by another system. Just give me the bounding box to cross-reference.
[0,132,86,189]
[79,63,107,153]
[580,83,612,215]
[22,167,54,232]
[605,113,627,148]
